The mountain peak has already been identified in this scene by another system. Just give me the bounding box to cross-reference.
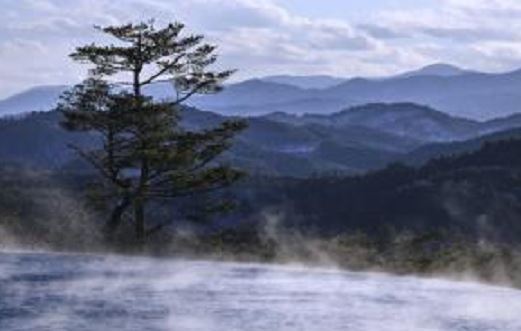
[420,63,464,73]
[398,63,469,78]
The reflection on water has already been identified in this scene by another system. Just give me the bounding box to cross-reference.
[1,251,520,331]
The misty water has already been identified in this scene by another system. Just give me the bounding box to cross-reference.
[1,252,521,331]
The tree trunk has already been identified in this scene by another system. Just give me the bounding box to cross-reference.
[134,197,146,245]
[104,196,131,241]
[133,33,146,247]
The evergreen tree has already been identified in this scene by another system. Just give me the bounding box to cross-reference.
[58,20,247,244]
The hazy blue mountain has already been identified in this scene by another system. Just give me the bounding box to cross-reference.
[189,79,314,115]
[263,103,481,142]
[259,64,468,89]
[478,113,521,135]
[260,75,346,89]
[394,63,472,78]
[189,66,521,119]
[195,97,350,117]
[0,83,178,116]
[2,103,521,177]
[0,85,68,115]
[404,127,521,166]
[144,80,348,115]
[325,69,521,120]
[146,109,427,174]
[0,111,98,169]
[0,108,419,177]
[3,64,521,120]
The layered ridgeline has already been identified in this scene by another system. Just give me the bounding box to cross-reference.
[2,102,521,176]
[192,63,521,120]
[4,64,521,120]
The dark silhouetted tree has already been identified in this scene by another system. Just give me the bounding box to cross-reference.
[58,20,247,244]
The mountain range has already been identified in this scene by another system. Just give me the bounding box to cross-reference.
[3,101,521,177]
[2,63,521,120]
[192,63,521,120]
[2,63,521,177]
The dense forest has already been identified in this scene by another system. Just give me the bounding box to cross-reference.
[1,137,521,286]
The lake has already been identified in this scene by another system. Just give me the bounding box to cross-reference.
[1,251,520,331]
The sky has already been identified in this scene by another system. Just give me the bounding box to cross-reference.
[1,0,521,98]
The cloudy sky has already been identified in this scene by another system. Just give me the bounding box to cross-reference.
[1,0,521,98]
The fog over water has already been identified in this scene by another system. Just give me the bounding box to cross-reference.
[1,251,520,331]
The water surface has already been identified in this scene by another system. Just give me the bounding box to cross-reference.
[1,252,520,330]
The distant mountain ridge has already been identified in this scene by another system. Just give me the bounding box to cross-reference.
[3,102,521,177]
[0,107,417,177]
[2,63,520,120]
[321,69,521,120]
[192,65,521,120]
[0,85,68,116]
[393,63,473,79]
[405,127,521,166]
[260,75,345,89]
[263,103,480,142]
[258,63,473,90]
[263,103,521,143]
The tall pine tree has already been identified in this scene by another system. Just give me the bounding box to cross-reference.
[58,20,247,244]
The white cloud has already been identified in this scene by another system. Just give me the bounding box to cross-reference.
[369,0,521,71]
[2,0,521,97]
[0,0,385,97]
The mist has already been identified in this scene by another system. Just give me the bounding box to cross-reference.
[1,251,520,331]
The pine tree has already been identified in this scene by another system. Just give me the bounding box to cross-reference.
[58,20,247,244]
